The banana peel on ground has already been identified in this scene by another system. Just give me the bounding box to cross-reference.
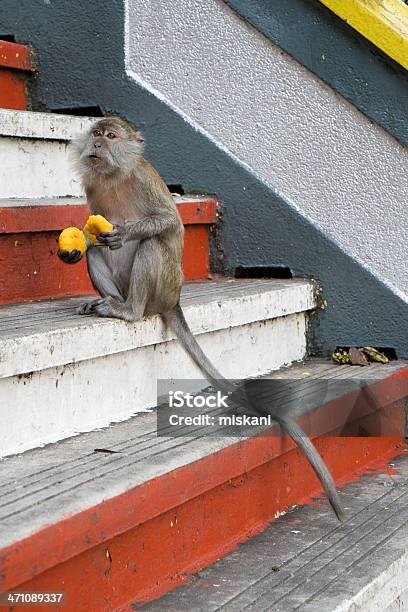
[331,346,389,366]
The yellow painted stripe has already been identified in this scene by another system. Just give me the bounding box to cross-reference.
[319,0,408,70]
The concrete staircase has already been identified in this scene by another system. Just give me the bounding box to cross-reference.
[0,359,406,610]
[0,108,316,459]
[1,108,407,611]
[0,109,218,304]
[0,277,314,457]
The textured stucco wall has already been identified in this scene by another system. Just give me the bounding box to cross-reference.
[126,0,408,298]
[224,0,408,147]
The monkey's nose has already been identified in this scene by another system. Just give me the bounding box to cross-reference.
[94,141,102,149]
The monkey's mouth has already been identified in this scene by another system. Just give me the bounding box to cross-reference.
[88,154,103,162]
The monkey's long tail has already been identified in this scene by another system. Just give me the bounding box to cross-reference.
[164,303,345,522]
[272,418,345,521]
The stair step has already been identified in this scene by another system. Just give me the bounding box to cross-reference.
[0,195,217,304]
[0,278,315,457]
[0,41,33,111]
[0,41,32,71]
[142,451,408,612]
[0,109,95,198]
[0,359,406,609]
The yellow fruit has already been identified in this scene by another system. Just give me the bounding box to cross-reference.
[83,215,113,244]
[58,227,87,254]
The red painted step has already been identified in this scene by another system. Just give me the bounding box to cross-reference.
[0,360,406,611]
[0,41,34,110]
[0,196,218,304]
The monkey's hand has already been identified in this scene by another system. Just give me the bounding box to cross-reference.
[57,249,83,264]
[97,224,126,250]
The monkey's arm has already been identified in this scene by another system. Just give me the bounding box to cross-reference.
[98,214,178,250]
[97,159,181,250]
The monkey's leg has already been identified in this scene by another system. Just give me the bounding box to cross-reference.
[78,247,124,315]
[92,242,154,322]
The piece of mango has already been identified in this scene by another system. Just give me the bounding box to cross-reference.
[83,215,113,244]
[58,227,87,254]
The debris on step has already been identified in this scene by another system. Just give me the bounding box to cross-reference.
[332,346,389,366]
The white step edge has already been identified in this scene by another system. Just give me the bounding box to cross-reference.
[0,196,86,208]
[0,279,316,457]
[0,194,213,208]
[0,109,95,140]
[0,279,315,380]
[0,109,96,199]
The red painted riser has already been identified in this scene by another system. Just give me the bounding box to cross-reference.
[0,70,27,110]
[0,200,217,304]
[1,369,407,611]
[0,41,33,110]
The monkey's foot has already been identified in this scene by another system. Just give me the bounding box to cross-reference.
[77,299,102,315]
[92,297,136,322]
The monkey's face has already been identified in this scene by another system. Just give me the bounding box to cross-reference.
[73,118,144,178]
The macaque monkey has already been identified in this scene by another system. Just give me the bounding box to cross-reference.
[59,117,344,521]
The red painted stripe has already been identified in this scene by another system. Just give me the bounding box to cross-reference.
[0,224,211,305]
[0,200,218,234]
[0,232,96,304]
[0,369,407,601]
[0,70,27,110]
[0,41,33,71]
[0,205,90,234]
[0,199,216,304]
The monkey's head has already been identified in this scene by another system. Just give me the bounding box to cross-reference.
[72,117,145,179]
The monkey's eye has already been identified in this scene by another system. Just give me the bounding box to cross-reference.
[92,129,102,137]
[106,132,116,139]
